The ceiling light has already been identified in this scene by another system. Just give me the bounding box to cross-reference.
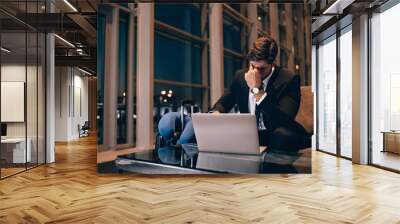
[77,67,93,76]
[54,34,75,48]
[1,47,11,53]
[322,0,354,15]
[63,0,78,12]
[323,0,341,14]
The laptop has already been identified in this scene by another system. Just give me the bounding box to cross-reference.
[191,113,266,155]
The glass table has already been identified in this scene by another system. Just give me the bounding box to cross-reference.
[115,144,311,174]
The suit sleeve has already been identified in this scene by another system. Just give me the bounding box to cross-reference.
[257,75,301,129]
[210,71,241,113]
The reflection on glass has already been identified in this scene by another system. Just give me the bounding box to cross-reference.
[117,10,129,145]
[96,5,137,151]
[371,4,400,171]
[97,5,108,145]
[1,31,28,177]
[153,5,204,139]
[0,1,47,178]
[340,28,352,158]
[153,83,203,135]
[317,36,337,154]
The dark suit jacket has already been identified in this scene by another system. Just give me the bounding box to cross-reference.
[212,66,308,136]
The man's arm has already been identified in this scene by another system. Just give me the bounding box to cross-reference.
[257,75,301,129]
[210,71,242,113]
[211,83,236,113]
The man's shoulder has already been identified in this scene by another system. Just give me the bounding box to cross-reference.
[276,67,297,79]
[273,67,299,87]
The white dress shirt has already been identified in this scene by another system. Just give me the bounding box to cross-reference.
[248,66,274,114]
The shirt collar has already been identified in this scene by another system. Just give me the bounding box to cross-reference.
[262,66,275,89]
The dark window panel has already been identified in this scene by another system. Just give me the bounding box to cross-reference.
[154,33,202,85]
[223,14,243,53]
[224,55,243,88]
[155,4,201,37]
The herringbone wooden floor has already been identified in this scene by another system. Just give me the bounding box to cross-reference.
[1,136,400,224]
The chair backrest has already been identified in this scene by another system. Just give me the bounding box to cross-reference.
[295,86,314,134]
[82,121,90,129]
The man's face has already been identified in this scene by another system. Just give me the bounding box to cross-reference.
[249,60,273,78]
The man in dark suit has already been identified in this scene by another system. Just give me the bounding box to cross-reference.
[158,36,310,153]
[211,36,310,152]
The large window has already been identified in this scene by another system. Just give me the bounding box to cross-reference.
[223,54,243,88]
[280,49,289,68]
[97,5,107,145]
[154,34,202,84]
[0,1,46,179]
[370,3,400,171]
[117,11,129,144]
[316,25,353,159]
[317,35,337,154]
[153,3,207,133]
[223,9,247,88]
[155,3,201,36]
[97,4,136,149]
[339,26,352,158]
[257,5,270,34]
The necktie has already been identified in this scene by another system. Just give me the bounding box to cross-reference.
[255,103,266,131]
[255,82,267,131]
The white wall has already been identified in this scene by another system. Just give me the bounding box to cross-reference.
[55,67,89,141]
[55,67,69,141]
[72,72,89,138]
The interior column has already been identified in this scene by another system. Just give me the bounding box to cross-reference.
[136,3,154,149]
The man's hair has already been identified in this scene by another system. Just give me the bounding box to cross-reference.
[247,36,278,64]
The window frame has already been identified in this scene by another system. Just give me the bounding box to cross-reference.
[314,22,353,161]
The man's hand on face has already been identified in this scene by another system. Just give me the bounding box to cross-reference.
[245,64,262,89]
